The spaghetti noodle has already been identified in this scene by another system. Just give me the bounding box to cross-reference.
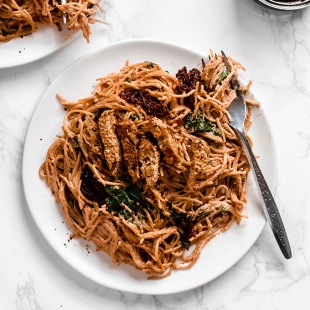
[39,51,258,279]
[0,0,104,43]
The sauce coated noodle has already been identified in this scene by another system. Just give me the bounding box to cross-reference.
[0,0,104,43]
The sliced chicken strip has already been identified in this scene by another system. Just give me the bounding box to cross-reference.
[187,137,210,188]
[116,122,140,183]
[139,136,160,188]
[148,117,189,173]
[98,110,122,179]
[82,115,103,157]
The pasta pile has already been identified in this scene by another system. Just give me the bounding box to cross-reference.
[39,51,258,279]
[0,0,104,42]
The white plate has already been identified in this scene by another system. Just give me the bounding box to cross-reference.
[22,39,276,295]
[0,25,76,68]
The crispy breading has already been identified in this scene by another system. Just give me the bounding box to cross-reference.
[98,110,122,179]
[82,115,104,157]
[187,137,210,187]
[139,136,160,188]
[116,122,140,183]
[148,117,189,173]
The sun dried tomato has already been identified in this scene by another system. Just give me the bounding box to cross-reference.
[175,67,201,94]
[120,89,169,117]
[80,166,106,206]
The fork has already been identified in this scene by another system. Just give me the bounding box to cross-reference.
[61,0,67,24]
[222,52,292,259]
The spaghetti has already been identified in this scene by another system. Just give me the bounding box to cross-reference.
[39,51,258,279]
[0,0,104,43]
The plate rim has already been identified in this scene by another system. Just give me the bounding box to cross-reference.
[0,23,78,69]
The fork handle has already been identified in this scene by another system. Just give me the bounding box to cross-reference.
[236,129,292,259]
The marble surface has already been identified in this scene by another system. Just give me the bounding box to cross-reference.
[1,0,310,309]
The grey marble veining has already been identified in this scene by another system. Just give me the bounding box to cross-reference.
[1,0,310,309]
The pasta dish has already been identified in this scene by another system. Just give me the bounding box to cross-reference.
[39,51,258,279]
[0,0,104,43]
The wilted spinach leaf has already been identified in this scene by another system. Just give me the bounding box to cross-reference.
[183,114,221,136]
[105,185,154,219]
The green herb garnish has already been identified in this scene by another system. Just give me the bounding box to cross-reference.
[125,184,154,211]
[194,210,212,222]
[183,114,221,136]
[147,61,156,68]
[105,185,154,219]
[217,70,230,83]
[219,206,228,212]
[72,135,80,148]
[130,114,140,121]
[168,202,193,250]
[181,240,191,250]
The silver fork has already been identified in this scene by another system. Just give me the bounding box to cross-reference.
[222,52,292,259]
[61,0,67,24]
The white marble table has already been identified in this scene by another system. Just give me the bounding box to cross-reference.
[1,0,310,309]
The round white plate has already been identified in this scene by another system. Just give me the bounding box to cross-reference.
[0,25,76,68]
[22,39,276,295]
